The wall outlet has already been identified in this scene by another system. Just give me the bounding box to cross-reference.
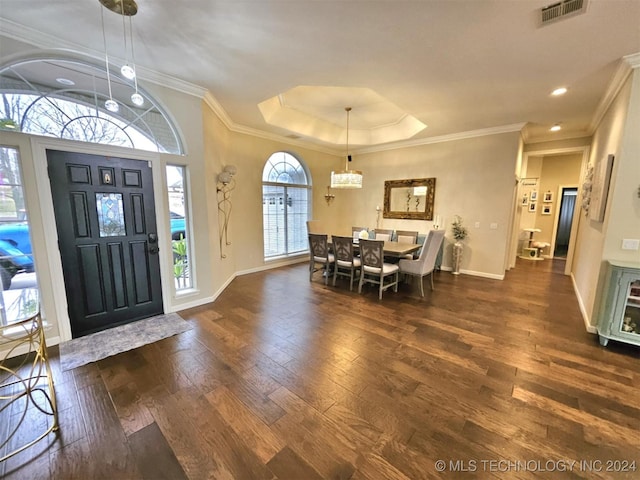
[622,239,640,250]
[474,222,480,228]
[490,223,498,230]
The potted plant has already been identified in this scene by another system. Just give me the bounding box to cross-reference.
[451,215,468,275]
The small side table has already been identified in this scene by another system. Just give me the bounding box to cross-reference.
[1,288,58,462]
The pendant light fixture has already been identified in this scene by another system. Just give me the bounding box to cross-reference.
[100,4,118,113]
[120,12,136,80]
[128,15,144,106]
[330,107,363,189]
[99,0,143,111]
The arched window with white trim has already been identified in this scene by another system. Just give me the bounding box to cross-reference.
[0,57,183,154]
[262,152,311,258]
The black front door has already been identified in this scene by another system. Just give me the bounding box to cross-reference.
[47,150,163,338]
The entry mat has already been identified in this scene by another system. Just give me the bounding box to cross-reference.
[58,313,192,371]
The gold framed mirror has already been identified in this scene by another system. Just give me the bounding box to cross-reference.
[383,178,436,220]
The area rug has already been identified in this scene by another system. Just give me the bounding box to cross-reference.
[58,313,192,371]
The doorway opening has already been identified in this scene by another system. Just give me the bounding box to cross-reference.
[553,187,578,258]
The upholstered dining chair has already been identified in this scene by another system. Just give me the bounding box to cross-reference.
[306,220,324,234]
[352,226,368,241]
[372,229,393,241]
[332,235,361,291]
[396,230,418,244]
[308,233,334,285]
[358,239,400,299]
[395,230,419,259]
[398,229,445,297]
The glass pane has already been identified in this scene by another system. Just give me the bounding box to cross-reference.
[262,152,307,184]
[0,146,38,325]
[622,280,640,336]
[286,186,309,254]
[263,185,286,257]
[166,165,192,290]
[96,193,126,237]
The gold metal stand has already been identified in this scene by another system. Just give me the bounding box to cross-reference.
[1,291,58,462]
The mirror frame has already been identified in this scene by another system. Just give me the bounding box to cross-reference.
[383,178,436,220]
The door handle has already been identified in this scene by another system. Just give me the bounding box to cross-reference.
[148,233,158,244]
[148,245,159,255]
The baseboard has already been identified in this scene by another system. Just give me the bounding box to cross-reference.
[1,335,61,360]
[439,265,504,280]
[237,256,308,276]
[169,295,216,313]
[570,272,597,334]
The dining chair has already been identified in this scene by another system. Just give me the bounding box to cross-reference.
[372,229,393,241]
[398,229,445,297]
[332,235,361,291]
[396,230,418,244]
[352,226,368,241]
[308,233,334,285]
[358,239,400,299]
[395,230,419,259]
[306,220,324,234]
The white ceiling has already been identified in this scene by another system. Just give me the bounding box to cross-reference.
[1,0,639,151]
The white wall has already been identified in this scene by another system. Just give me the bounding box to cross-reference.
[349,132,522,278]
[572,68,640,327]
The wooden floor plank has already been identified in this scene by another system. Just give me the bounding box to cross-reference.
[128,422,188,480]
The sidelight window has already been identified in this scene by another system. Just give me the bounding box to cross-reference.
[0,146,38,324]
[166,165,192,291]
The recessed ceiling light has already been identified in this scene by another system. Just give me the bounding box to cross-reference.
[551,87,567,96]
[56,77,75,86]
[550,124,562,132]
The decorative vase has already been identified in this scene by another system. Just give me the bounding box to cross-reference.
[452,241,463,275]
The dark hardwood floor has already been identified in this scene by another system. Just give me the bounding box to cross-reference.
[2,258,640,479]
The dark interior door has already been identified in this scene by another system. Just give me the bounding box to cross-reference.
[47,150,163,338]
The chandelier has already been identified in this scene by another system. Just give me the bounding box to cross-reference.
[330,107,363,189]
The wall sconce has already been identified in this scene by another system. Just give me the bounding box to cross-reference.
[324,186,335,205]
[217,165,237,258]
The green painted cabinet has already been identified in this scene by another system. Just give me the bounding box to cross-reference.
[597,261,640,347]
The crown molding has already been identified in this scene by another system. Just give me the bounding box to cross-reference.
[588,53,639,134]
[0,19,207,99]
[624,52,640,69]
[354,123,526,155]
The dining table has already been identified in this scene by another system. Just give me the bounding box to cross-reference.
[346,238,421,258]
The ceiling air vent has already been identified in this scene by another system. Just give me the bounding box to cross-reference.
[541,0,587,25]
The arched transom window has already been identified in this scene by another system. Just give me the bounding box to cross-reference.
[0,57,183,154]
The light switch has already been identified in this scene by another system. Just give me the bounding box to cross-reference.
[474,222,480,228]
[622,239,640,250]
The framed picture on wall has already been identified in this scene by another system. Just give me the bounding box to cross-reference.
[543,191,553,202]
[530,190,538,201]
[521,193,528,206]
[529,202,537,212]
[589,154,615,222]
[542,204,552,215]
